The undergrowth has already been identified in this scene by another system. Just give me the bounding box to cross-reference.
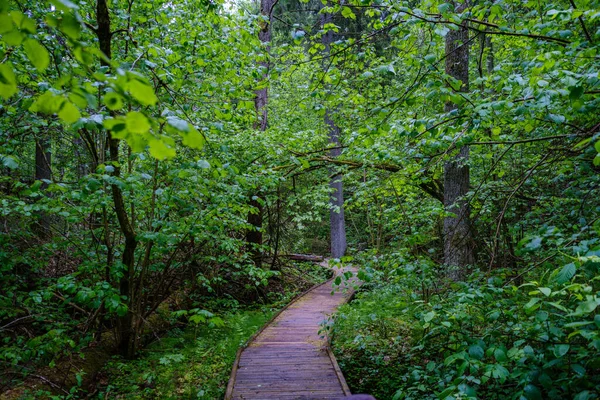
[98,310,270,400]
[96,261,330,399]
[332,242,600,400]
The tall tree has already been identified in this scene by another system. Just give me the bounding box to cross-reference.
[321,9,347,259]
[443,0,474,279]
[247,0,277,266]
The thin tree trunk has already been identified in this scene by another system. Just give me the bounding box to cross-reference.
[322,10,347,259]
[33,137,52,237]
[247,0,277,267]
[443,1,474,280]
[486,35,494,75]
[96,0,138,359]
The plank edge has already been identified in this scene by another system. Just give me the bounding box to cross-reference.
[224,266,335,400]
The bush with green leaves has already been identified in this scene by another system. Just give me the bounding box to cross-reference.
[332,233,600,400]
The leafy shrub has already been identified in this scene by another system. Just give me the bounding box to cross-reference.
[332,245,600,400]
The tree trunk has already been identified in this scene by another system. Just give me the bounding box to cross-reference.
[254,0,274,132]
[486,36,494,75]
[322,10,347,259]
[443,1,473,280]
[96,0,138,359]
[247,0,276,266]
[33,137,52,237]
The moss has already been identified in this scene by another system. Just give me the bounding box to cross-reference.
[97,310,272,399]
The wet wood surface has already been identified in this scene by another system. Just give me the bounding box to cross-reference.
[226,263,357,399]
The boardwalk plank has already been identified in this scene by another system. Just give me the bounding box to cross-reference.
[225,263,357,400]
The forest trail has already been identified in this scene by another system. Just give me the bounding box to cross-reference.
[225,262,358,399]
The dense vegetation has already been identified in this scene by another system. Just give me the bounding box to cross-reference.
[1,0,599,398]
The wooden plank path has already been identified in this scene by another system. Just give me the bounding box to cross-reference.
[225,263,357,400]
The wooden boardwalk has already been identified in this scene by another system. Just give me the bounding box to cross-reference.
[225,264,357,400]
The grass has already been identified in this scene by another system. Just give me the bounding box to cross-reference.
[98,310,272,399]
[97,261,331,399]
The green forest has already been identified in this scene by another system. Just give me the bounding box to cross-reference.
[1,0,600,398]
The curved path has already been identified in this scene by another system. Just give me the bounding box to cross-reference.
[225,263,357,400]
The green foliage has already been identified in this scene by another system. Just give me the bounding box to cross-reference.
[99,311,271,400]
[2,0,600,396]
[333,234,600,399]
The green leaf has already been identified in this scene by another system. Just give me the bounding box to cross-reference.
[424,54,436,63]
[437,386,456,400]
[0,13,13,34]
[29,91,62,114]
[375,65,395,75]
[128,79,158,106]
[468,344,484,360]
[554,263,576,284]
[23,39,50,72]
[197,160,210,169]
[576,299,598,314]
[423,311,435,323]
[574,391,592,400]
[50,0,80,11]
[116,304,128,317]
[569,86,584,100]
[12,11,36,33]
[58,101,81,123]
[539,287,551,297]
[181,128,205,150]
[103,117,126,133]
[553,344,570,357]
[524,297,540,312]
[166,116,189,132]
[189,314,206,324]
[59,13,82,40]
[103,92,124,111]
[494,348,507,362]
[148,136,176,160]
[209,316,225,328]
[444,351,466,366]
[490,364,509,381]
[523,236,542,251]
[535,311,549,322]
[572,364,586,377]
[3,30,25,46]
[125,111,151,134]
[523,384,542,400]
[1,155,18,169]
[547,114,565,124]
[341,7,356,20]
[449,78,463,91]
[0,62,17,99]
[438,3,452,13]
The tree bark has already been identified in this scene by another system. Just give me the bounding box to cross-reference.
[96,0,138,359]
[247,0,276,266]
[254,0,275,132]
[322,10,347,259]
[443,1,474,280]
[33,137,52,237]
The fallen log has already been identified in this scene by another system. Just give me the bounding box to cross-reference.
[281,254,324,262]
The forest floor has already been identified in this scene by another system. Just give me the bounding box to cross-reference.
[1,261,331,400]
[96,261,333,400]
